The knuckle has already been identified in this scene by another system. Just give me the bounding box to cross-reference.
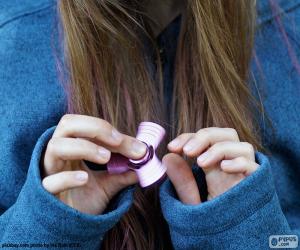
[205,146,216,156]
[197,128,211,140]
[97,118,111,129]
[58,114,73,129]
[188,134,198,142]
[208,141,227,155]
[46,138,58,155]
[61,114,73,124]
[225,128,239,140]
[214,141,228,148]
[242,142,255,154]
[95,119,113,135]
[200,127,212,134]
[179,133,191,139]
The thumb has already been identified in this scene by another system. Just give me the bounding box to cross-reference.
[100,170,138,199]
[163,153,201,205]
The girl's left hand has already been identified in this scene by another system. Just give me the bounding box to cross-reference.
[164,127,259,204]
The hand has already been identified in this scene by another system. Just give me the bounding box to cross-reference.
[165,127,259,204]
[41,114,147,215]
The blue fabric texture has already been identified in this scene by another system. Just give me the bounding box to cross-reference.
[0,0,300,249]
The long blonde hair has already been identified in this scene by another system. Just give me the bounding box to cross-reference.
[58,1,260,249]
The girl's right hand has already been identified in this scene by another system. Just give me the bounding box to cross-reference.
[41,114,147,215]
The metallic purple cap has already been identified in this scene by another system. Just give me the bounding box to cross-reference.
[107,122,166,187]
[106,153,129,174]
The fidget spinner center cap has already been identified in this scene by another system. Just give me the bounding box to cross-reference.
[128,143,154,169]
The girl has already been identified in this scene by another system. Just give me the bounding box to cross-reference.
[0,0,299,249]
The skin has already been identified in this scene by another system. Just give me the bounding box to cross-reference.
[41,1,259,213]
[144,0,186,37]
[166,128,259,204]
[42,114,147,215]
[42,119,258,213]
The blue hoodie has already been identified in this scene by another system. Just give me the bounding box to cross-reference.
[0,0,299,249]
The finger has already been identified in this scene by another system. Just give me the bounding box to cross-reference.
[182,127,240,157]
[167,133,193,152]
[42,170,88,194]
[97,170,139,199]
[53,114,124,146]
[54,115,147,160]
[163,153,201,205]
[220,157,259,176]
[104,134,147,160]
[106,170,138,195]
[197,141,255,168]
[44,137,111,176]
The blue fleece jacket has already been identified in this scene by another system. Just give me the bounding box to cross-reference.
[0,0,300,249]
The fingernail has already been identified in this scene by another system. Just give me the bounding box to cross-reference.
[132,140,147,155]
[197,152,210,163]
[221,160,231,167]
[76,172,88,181]
[111,128,123,142]
[168,138,180,148]
[183,141,196,152]
[98,148,110,159]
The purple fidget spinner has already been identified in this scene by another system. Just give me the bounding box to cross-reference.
[107,122,166,187]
